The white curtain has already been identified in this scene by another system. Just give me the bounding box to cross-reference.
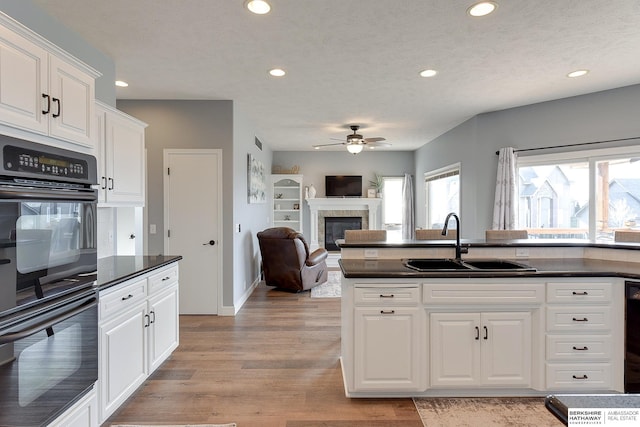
[492,147,517,230]
[402,173,415,239]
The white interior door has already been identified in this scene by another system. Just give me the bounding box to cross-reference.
[164,149,222,314]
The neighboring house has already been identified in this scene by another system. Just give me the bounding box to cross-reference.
[519,166,573,229]
[575,178,640,229]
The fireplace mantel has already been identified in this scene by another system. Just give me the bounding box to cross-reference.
[306,197,382,250]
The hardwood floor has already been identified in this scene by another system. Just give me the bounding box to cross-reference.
[105,282,423,427]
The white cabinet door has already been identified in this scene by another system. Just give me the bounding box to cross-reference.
[0,26,48,134]
[95,102,146,206]
[430,312,532,388]
[48,55,94,147]
[481,312,531,386]
[430,312,481,387]
[354,306,422,391]
[48,388,98,427]
[148,284,179,372]
[99,303,147,422]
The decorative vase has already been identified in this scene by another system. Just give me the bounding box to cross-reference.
[308,184,316,198]
[305,186,309,199]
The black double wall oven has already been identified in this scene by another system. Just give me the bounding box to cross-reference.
[0,136,98,426]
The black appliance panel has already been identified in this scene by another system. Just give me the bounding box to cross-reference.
[0,288,98,426]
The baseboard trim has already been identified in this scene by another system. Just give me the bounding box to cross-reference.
[219,275,261,316]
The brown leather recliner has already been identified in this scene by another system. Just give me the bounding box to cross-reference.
[257,227,328,292]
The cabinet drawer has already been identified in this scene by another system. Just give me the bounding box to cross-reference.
[546,307,611,332]
[99,278,147,320]
[546,363,611,390]
[423,283,544,305]
[546,282,612,303]
[546,335,612,360]
[148,265,178,295]
[354,286,420,305]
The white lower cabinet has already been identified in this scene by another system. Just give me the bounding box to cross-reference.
[48,387,98,427]
[98,263,179,424]
[342,276,622,397]
[430,311,532,387]
[545,280,623,392]
[354,306,422,391]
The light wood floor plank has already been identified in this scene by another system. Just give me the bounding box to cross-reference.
[105,283,423,427]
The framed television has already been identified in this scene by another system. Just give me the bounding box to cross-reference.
[325,175,362,197]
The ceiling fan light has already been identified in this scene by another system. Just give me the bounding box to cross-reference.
[347,144,364,154]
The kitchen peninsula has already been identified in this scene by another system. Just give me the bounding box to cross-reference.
[338,238,640,398]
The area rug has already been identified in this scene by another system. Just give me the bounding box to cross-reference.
[310,270,341,298]
[413,397,560,427]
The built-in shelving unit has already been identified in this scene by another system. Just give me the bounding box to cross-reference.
[272,174,303,233]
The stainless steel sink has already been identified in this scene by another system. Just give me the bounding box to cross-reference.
[462,259,536,271]
[404,258,472,271]
[403,258,536,272]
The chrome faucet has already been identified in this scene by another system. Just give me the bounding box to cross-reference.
[442,212,468,260]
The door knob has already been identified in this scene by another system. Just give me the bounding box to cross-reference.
[203,240,216,246]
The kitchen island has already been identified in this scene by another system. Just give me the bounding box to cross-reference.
[338,238,639,398]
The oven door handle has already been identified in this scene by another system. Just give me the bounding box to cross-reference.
[0,296,97,344]
[0,186,97,201]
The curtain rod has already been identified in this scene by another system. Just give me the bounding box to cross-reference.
[495,136,640,155]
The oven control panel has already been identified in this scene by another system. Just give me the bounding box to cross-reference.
[3,144,89,180]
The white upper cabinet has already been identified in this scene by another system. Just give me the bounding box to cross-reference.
[95,101,147,206]
[0,13,98,149]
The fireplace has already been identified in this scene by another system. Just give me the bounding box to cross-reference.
[325,217,362,251]
[306,197,382,250]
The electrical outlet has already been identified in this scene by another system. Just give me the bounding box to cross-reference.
[515,248,529,257]
[149,224,157,234]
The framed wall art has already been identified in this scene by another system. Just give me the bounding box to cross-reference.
[248,153,266,203]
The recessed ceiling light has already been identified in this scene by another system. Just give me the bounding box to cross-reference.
[244,0,271,14]
[467,1,498,17]
[567,69,589,78]
[269,68,286,77]
[115,80,128,87]
[419,69,438,78]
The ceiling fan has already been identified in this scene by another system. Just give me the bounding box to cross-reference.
[313,125,391,154]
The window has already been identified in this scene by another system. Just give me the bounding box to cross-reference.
[425,164,460,228]
[382,176,403,239]
[517,147,640,240]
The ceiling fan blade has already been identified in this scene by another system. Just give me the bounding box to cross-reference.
[366,141,392,148]
[363,137,386,143]
[330,137,346,141]
[312,142,347,148]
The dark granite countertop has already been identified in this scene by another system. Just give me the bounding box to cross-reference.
[336,238,640,250]
[545,394,640,425]
[97,255,182,290]
[339,258,640,280]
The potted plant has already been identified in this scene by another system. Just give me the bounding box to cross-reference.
[369,174,383,198]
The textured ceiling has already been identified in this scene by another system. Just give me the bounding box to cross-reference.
[33,0,640,151]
